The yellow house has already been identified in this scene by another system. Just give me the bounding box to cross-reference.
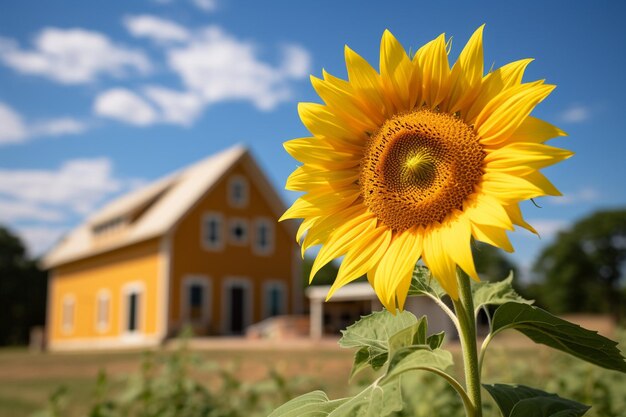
[43,145,301,351]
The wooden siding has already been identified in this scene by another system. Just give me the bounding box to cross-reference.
[169,161,294,335]
[48,238,162,347]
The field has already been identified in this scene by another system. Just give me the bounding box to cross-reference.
[1,331,625,417]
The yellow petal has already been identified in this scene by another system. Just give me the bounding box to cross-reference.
[465,58,533,122]
[380,30,415,112]
[481,171,560,202]
[415,33,451,108]
[504,203,538,235]
[505,116,567,145]
[441,215,479,281]
[484,143,574,173]
[296,216,318,244]
[298,102,367,146]
[286,165,359,192]
[300,205,364,255]
[344,45,390,121]
[422,229,458,299]
[310,213,376,282]
[471,223,514,253]
[464,193,514,230]
[444,25,484,114]
[283,137,361,170]
[476,82,556,146]
[310,75,380,132]
[375,229,423,310]
[326,226,392,300]
[279,188,360,221]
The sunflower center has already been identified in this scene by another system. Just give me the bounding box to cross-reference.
[360,108,485,232]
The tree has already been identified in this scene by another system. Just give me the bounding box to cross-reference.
[472,242,518,282]
[0,226,48,345]
[532,209,626,317]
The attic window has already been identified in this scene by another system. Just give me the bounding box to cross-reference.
[202,212,224,251]
[253,217,274,256]
[93,217,126,235]
[229,218,248,246]
[228,175,248,208]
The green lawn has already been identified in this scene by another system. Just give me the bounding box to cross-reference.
[1,332,624,417]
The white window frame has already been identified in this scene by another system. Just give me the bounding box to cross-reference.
[228,217,249,246]
[263,280,287,319]
[228,175,249,208]
[95,289,111,333]
[61,294,75,335]
[201,212,224,251]
[252,217,274,256]
[222,277,253,335]
[181,275,212,325]
[121,281,145,338]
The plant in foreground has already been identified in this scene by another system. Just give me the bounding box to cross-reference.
[275,27,626,416]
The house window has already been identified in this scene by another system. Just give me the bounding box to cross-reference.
[264,282,286,318]
[253,218,274,255]
[123,283,144,335]
[182,275,211,324]
[202,213,224,251]
[229,218,248,246]
[228,175,248,208]
[61,295,75,334]
[96,290,110,332]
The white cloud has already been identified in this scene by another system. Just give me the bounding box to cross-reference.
[144,86,203,126]
[280,44,312,79]
[191,0,218,12]
[12,225,67,257]
[559,104,591,123]
[0,199,64,222]
[547,187,599,206]
[0,158,122,215]
[167,26,311,111]
[0,28,151,84]
[0,101,86,145]
[94,88,158,126]
[30,118,87,137]
[0,102,27,143]
[124,15,190,44]
[525,219,568,240]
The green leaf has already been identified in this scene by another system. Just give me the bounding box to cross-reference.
[472,272,533,317]
[483,384,590,417]
[328,378,403,417]
[385,347,454,381]
[426,331,445,350]
[408,265,446,299]
[267,390,349,417]
[339,309,418,374]
[491,302,626,373]
[387,316,428,361]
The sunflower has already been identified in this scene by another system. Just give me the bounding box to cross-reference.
[280,26,571,310]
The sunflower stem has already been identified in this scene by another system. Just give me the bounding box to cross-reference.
[452,269,482,417]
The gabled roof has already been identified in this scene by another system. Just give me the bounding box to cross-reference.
[43,145,287,268]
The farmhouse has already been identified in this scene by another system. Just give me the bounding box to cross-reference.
[43,145,301,351]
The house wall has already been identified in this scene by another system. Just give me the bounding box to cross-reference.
[169,161,297,335]
[47,238,163,350]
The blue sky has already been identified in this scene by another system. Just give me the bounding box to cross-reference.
[0,0,625,280]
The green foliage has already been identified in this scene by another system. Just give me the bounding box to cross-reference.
[472,243,518,283]
[532,209,626,316]
[483,384,590,417]
[472,273,532,318]
[33,340,314,417]
[0,225,48,346]
[339,309,419,376]
[272,309,454,417]
[490,302,626,373]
